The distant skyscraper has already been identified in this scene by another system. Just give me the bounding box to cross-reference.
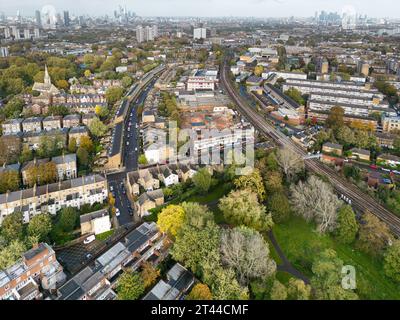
[63,11,70,27]
[342,13,356,30]
[0,47,9,58]
[4,27,11,39]
[11,26,20,40]
[24,29,30,40]
[35,10,42,27]
[136,25,144,43]
[136,25,158,43]
[193,28,207,40]
[34,28,40,39]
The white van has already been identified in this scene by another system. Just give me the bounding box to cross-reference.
[84,235,96,244]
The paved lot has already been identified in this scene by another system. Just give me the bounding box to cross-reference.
[57,240,103,275]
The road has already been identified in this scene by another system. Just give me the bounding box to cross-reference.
[220,57,400,237]
[123,79,157,172]
[106,67,165,226]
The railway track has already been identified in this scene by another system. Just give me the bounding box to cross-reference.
[221,59,400,237]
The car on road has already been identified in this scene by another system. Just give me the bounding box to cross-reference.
[110,186,114,192]
[135,147,138,151]
[84,235,96,245]
[126,141,130,146]
[116,208,121,217]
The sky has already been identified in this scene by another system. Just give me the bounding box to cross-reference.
[2,0,399,18]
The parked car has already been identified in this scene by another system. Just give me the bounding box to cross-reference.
[84,235,96,245]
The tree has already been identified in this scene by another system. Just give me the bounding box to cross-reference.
[233,169,266,201]
[336,126,355,146]
[84,69,92,78]
[122,76,133,88]
[219,189,273,231]
[172,221,221,275]
[28,214,52,241]
[186,283,213,300]
[138,154,148,165]
[117,271,145,300]
[357,211,392,256]
[105,86,124,105]
[335,205,358,244]
[270,280,288,300]
[311,249,358,300]
[1,212,24,242]
[276,147,304,181]
[202,260,249,300]
[284,88,305,105]
[268,193,291,223]
[290,176,341,233]
[95,105,110,119]
[58,207,78,232]
[157,205,185,238]
[68,137,77,153]
[287,278,311,300]
[181,202,214,230]
[192,168,212,194]
[141,262,160,288]
[88,117,108,138]
[79,136,94,153]
[264,171,283,193]
[77,147,89,167]
[326,106,344,130]
[220,227,276,285]
[0,135,21,165]
[0,240,27,269]
[0,170,20,193]
[254,65,264,77]
[3,97,24,118]
[56,79,69,90]
[383,240,400,282]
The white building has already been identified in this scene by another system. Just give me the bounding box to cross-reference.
[136,25,158,43]
[80,209,111,235]
[0,175,108,224]
[193,28,207,40]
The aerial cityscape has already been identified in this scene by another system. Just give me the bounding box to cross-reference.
[1,0,400,306]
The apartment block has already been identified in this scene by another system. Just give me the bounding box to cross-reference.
[52,153,77,180]
[22,117,43,133]
[43,116,62,131]
[0,243,66,300]
[0,175,108,224]
[57,222,169,300]
[2,118,23,135]
[382,115,400,133]
[143,263,195,300]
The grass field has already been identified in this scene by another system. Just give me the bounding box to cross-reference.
[273,216,400,300]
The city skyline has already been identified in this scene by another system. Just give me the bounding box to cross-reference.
[1,0,400,18]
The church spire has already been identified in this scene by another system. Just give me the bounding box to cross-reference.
[44,65,51,85]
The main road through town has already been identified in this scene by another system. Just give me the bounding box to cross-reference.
[107,66,165,226]
[220,57,400,237]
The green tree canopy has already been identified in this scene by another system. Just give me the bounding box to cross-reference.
[117,271,145,300]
